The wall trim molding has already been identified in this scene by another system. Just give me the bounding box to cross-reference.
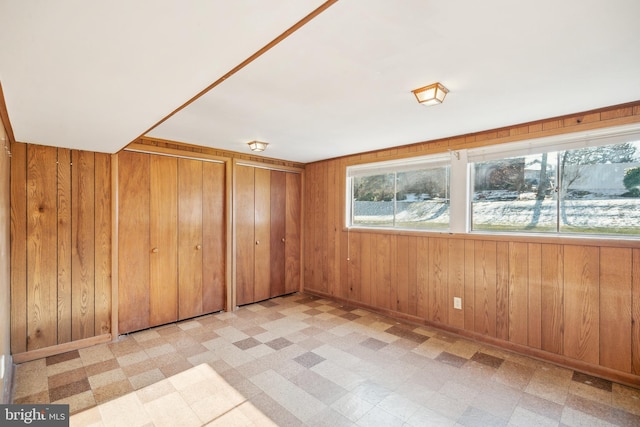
[12,334,111,364]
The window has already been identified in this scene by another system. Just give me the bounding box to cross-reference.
[469,129,640,236]
[347,155,451,230]
[347,123,640,238]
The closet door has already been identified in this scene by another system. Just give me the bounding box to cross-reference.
[254,168,271,302]
[285,172,301,294]
[149,155,178,326]
[270,170,286,297]
[118,151,150,333]
[202,161,226,313]
[235,165,255,305]
[178,158,204,320]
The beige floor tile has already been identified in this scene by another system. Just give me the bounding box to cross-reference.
[144,391,201,427]
[98,393,151,427]
[128,368,165,391]
[79,344,115,366]
[88,368,127,390]
[53,389,96,415]
[70,405,104,427]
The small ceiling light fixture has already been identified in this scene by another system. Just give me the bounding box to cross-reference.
[247,140,268,152]
[412,82,449,106]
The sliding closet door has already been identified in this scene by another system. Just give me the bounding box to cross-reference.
[235,165,255,305]
[118,151,150,333]
[202,161,226,313]
[178,158,204,320]
[285,172,301,294]
[149,155,178,326]
[254,167,271,302]
[270,170,286,297]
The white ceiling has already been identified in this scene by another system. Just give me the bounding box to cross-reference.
[2,0,640,163]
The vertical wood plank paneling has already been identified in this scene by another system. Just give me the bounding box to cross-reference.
[285,172,301,295]
[416,237,429,319]
[429,238,447,323]
[93,153,111,335]
[202,161,225,312]
[150,155,177,326]
[407,237,418,317]
[270,170,286,297]
[564,245,599,365]
[541,244,564,354]
[254,167,271,302]
[600,247,632,373]
[178,158,204,319]
[464,240,475,331]
[508,242,528,345]
[359,233,372,306]
[395,236,409,314]
[528,243,542,349]
[448,239,465,329]
[10,142,27,353]
[347,231,361,302]
[474,240,496,337]
[71,150,96,341]
[495,241,509,340]
[235,165,255,305]
[326,160,337,296]
[118,151,150,333]
[56,148,72,344]
[26,145,58,350]
[632,249,640,375]
[373,234,391,310]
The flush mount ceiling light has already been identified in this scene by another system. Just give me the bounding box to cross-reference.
[247,140,268,152]
[412,82,449,106]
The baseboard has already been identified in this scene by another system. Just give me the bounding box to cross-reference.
[11,334,112,364]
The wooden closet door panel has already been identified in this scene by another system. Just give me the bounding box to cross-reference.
[178,158,204,320]
[71,150,96,341]
[270,170,286,297]
[118,151,150,333]
[235,165,255,305]
[150,155,178,326]
[285,172,301,295]
[254,168,271,302]
[202,161,225,313]
[26,145,58,350]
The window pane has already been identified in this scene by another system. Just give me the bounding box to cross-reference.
[395,167,450,229]
[559,141,640,235]
[352,173,395,227]
[472,154,557,232]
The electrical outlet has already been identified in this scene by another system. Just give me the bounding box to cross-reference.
[453,297,462,310]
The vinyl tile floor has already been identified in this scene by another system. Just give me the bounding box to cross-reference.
[11,293,640,426]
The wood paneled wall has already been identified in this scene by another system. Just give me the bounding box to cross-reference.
[303,102,640,385]
[1,110,12,402]
[10,142,111,354]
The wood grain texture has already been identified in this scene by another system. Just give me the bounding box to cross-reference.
[10,142,27,353]
[527,243,542,349]
[325,160,337,296]
[359,233,372,306]
[448,239,465,329]
[495,241,509,340]
[26,145,58,350]
[56,148,72,344]
[541,244,564,354]
[202,161,225,313]
[347,231,361,302]
[429,238,447,323]
[474,240,496,337]
[395,236,409,313]
[632,249,640,375]
[563,245,599,365]
[407,237,418,317]
[285,172,301,295]
[508,242,528,345]
[416,237,429,319]
[94,153,111,335]
[464,240,475,331]
[150,155,178,326]
[71,150,96,341]
[178,158,204,319]
[117,151,150,333]
[373,234,392,310]
[599,247,632,372]
[235,165,255,305]
[270,170,286,297]
[254,167,271,302]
